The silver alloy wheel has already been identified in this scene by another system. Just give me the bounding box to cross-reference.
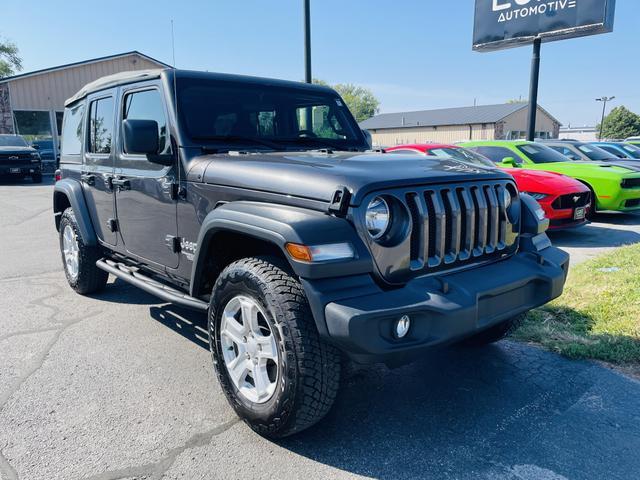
[220,295,279,404]
[62,224,80,281]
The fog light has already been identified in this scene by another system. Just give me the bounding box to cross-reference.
[394,315,411,339]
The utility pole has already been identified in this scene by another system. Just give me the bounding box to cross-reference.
[596,96,615,140]
[303,0,311,83]
[526,38,542,141]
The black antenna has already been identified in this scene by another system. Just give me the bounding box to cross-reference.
[170,19,181,187]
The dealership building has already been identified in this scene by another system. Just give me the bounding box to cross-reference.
[360,103,561,147]
[0,51,169,157]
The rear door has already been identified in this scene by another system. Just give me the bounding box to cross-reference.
[82,91,117,246]
[113,83,179,268]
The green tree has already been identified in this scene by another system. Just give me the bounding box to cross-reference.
[0,38,22,78]
[597,106,640,140]
[313,79,380,122]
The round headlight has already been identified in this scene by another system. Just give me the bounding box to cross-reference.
[502,188,512,210]
[365,196,391,239]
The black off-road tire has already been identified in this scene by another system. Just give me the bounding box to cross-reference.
[59,208,108,294]
[32,173,43,183]
[209,256,341,438]
[460,314,525,347]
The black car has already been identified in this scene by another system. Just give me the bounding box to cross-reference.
[31,138,57,173]
[53,69,569,437]
[0,134,42,183]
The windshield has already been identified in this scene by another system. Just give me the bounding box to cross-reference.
[577,143,616,161]
[621,144,640,159]
[517,143,569,164]
[32,140,53,149]
[429,147,495,167]
[176,77,367,152]
[0,135,28,147]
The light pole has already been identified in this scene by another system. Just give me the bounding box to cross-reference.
[596,96,615,140]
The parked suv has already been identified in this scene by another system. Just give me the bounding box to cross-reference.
[54,69,569,437]
[0,134,43,182]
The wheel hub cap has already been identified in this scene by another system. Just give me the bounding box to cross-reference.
[220,295,279,404]
[62,225,80,281]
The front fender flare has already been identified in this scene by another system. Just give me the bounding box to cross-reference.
[189,201,372,297]
[53,179,97,246]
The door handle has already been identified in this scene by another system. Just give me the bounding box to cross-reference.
[80,173,95,186]
[111,177,131,191]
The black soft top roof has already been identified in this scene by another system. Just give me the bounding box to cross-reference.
[65,69,336,107]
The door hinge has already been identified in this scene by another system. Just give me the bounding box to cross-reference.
[165,235,181,253]
[107,218,119,232]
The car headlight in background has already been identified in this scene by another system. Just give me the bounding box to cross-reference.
[365,196,391,239]
[522,192,548,201]
[30,152,40,162]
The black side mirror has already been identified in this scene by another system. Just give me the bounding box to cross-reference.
[123,119,172,166]
[31,144,40,150]
[123,119,159,155]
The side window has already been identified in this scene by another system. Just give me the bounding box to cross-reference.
[88,97,114,154]
[123,89,171,155]
[600,145,624,158]
[60,103,85,161]
[472,146,521,163]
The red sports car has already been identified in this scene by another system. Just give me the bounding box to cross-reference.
[385,144,591,230]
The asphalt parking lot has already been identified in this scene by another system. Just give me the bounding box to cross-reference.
[1,177,640,480]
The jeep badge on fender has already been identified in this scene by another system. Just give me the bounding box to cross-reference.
[53,69,569,438]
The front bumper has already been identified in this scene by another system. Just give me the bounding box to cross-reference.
[304,240,569,365]
[597,187,640,211]
[0,163,41,176]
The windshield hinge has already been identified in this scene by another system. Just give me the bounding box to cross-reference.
[328,186,351,217]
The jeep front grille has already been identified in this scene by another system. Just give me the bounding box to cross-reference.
[360,180,519,284]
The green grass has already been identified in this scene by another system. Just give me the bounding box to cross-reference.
[512,243,640,367]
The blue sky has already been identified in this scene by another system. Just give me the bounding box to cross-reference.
[3,0,638,126]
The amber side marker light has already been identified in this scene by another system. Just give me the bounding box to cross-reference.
[285,242,355,263]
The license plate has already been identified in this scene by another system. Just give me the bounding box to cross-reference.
[574,207,586,220]
[10,168,20,174]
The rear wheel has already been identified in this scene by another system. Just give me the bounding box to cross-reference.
[209,256,341,438]
[460,314,524,347]
[59,208,108,294]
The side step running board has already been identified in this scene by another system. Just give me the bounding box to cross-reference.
[96,259,209,312]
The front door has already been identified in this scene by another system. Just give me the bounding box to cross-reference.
[114,85,179,268]
[82,92,117,246]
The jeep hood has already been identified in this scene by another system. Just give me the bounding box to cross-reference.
[190,151,511,205]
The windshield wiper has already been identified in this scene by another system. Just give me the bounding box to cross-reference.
[192,135,281,151]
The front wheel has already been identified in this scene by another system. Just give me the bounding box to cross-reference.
[32,173,43,183]
[209,256,341,438]
[460,314,524,347]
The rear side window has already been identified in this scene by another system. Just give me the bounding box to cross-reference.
[123,89,171,155]
[60,103,85,159]
[88,97,114,154]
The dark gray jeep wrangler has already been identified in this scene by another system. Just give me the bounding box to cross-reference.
[53,69,569,437]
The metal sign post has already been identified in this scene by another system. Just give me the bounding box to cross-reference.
[526,38,541,141]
